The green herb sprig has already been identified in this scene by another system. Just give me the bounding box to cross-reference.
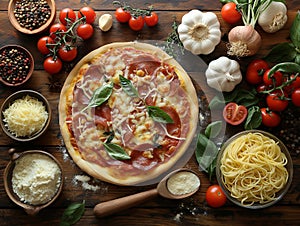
[60,201,85,226]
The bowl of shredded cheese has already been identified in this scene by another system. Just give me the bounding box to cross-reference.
[216,130,293,209]
[3,148,63,215]
[0,90,51,141]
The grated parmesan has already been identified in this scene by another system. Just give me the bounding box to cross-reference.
[3,95,48,137]
[167,171,200,196]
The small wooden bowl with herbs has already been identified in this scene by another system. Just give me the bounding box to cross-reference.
[0,45,34,86]
[8,0,56,34]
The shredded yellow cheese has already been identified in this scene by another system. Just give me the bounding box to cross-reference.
[3,95,48,137]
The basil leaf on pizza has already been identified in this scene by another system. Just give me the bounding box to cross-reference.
[82,82,113,111]
[103,143,131,160]
[119,75,139,97]
[147,106,174,123]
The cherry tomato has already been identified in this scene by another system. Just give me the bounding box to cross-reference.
[58,45,78,62]
[221,2,242,24]
[266,90,288,112]
[129,16,144,31]
[77,23,94,40]
[59,8,76,25]
[206,185,227,208]
[284,75,300,94]
[256,84,270,94]
[115,7,131,23]
[260,108,281,127]
[37,36,54,55]
[49,23,67,39]
[291,88,300,107]
[246,59,269,85]
[144,12,159,27]
[223,102,248,126]
[78,6,96,24]
[263,69,283,87]
[43,56,63,74]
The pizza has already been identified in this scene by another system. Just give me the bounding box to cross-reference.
[59,42,199,185]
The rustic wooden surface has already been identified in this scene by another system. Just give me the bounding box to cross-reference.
[0,1,300,225]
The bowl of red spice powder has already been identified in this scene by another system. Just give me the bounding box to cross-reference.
[8,0,56,34]
[0,45,34,86]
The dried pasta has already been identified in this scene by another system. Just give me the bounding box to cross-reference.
[220,132,289,206]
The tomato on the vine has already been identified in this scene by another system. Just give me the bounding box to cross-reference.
[260,108,281,127]
[115,7,131,23]
[129,16,144,31]
[266,90,288,112]
[221,2,242,24]
[59,8,76,25]
[144,12,159,27]
[43,56,63,74]
[37,36,54,55]
[284,75,300,94]
[49,23,67,39]
[58,45,78,62]
[246,59,269,85]
[223,102,248,125]
[291,88,300,107]
[78,6,96,24]
[263,69,283,87]
[77,23,94,40]
[206,185,227,208]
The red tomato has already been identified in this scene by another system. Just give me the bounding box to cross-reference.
[78,6,96,24]
[266,90,288,112]
[77,23,94,40]
[206,185,227,208]
[59,8,76,25]
[291,88,300,107]
[221,2,242,24]
[37,36,54,55]
[144,12,159,27]
[260,108,281,127]
[223,102,248,125]
[43,56,63,74]
[256,84,270,94]
[49,23,67,39]
[284,75,300,94]
[115,7,131,23]
[58,45,78,62]
[263,69,283,87]
[246,59,269,85]
[129,16,144,31]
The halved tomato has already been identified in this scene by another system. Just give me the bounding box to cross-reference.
[223,102,247,125]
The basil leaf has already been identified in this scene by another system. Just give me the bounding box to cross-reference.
[291,11,300,49]
[195,134,219,173]
[208,96,225,110]
[207,157,217,181]
[147,106,174,123]
[82,82,113,111]
[264,42,297,63]
[119,75,139,97]
[225,88,259,108]
[60,201,85,226]
[295,54,300,65]
[205,121,222,139]
[244,106,262,130]
[269,62,300,75]
[103,143,131,160]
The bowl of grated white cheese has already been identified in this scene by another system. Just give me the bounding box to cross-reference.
[3,148,63,215]
[0,90,51,142]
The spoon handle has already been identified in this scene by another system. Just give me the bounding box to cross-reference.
[94,188,158,217]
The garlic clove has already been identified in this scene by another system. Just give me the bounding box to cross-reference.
[99,14,113,32]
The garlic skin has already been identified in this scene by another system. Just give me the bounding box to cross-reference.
[205,56,242,92]
[227,25,261,57]
[258,1,287,33]
[99,14,113,32]
[178,9,221,55]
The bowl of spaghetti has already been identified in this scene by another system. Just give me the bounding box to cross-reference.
[216,130,293,209]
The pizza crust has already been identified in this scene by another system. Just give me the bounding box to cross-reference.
[59,42,199,185]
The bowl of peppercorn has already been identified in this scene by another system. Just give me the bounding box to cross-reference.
[0,45,34,86]
[8,0,56,35]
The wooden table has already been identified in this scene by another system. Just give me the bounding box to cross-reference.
[1,1,299,225]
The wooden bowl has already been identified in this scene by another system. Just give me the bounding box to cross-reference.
[8,0,56,34]
[0,90,52,142]
[3,149,64,215]
[0,45,34,86]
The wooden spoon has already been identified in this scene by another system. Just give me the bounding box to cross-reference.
[93,168,200,217]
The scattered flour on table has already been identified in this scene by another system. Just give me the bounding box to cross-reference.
[73,175,108,193]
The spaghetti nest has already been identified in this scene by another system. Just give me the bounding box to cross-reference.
[220,132,289,206]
